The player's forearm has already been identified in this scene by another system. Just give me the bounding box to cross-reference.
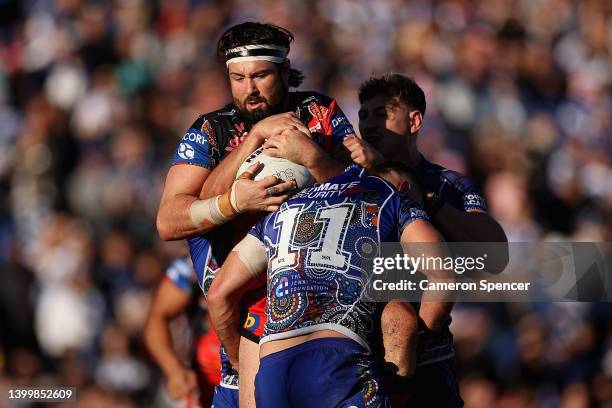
[419,262,456,331]
[157,190,240,241]
[418,301,454,333]
[144,316,187,376]
[200,133,263,199]
[381,302,418,377]
[207,296,242,366]
[157,194,202,240]
[303,146,345,183]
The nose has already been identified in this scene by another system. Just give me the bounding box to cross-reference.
[246,78,258,95]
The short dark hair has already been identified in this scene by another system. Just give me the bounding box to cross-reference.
[371,161,419,183]
[358,74,426,116]
[217,22,304,88]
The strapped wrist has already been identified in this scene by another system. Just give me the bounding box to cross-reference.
[189,191,239,232]
[219,182,241,217]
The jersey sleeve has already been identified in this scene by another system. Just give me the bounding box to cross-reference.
[324,99,356,144]
[172,115,218,169]
[441,173,488,213]
[247,217,266,244]
[396,192,430,238]
[164,256,195,294]
[302,93,356,154]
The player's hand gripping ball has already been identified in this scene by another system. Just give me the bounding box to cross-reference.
[237,147,314,189]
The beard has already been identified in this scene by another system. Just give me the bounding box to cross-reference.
[234,82,288,126]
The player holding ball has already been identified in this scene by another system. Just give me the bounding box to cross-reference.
[156,22,355,408]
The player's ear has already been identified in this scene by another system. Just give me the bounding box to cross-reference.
[409,111,422,134]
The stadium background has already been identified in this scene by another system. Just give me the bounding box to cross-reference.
[0,0,610,406]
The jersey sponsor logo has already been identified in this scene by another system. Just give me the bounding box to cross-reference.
[410,207,428,220]
[293,180,360,199]
[331,115,346,128]
[243,312,261,331]
[182,128,208,145]
[274,276,290,298]
[177,142,195,160]
[464,193,486,208]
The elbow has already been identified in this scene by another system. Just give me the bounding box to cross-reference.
[156,213,176,241]
[206,280,224,316]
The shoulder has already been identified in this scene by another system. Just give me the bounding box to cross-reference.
[419,159,479,192]
[290,91,335,107]
[192,103,237,127]
[440,168,478,192]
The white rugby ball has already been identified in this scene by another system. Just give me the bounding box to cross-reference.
[236,147,314,189]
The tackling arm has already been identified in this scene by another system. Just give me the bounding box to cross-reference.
[400,219,454,332]
[157,134,296,241]
[207,235,267,367]
[379,218,452,402]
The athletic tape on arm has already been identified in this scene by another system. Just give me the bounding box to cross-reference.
[232,234,267,276]
[189,180,242,232]
[189,196,227,229]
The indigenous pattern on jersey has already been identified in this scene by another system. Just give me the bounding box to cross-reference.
[249,165,428,349]
[172,91,355,389]
[413,155,488,366]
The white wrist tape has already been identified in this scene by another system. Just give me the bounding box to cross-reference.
[230,181,241,213]
[189,196,227,228]
[233,234,267,276]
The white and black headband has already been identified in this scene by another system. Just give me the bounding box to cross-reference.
[225,44,288,66]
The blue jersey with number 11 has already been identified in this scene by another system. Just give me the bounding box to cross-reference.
[249,165,428,350]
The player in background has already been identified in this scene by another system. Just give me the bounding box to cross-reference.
[144,256,221,407]
[156,22,355,407]
[343,73,508,406]
[207,163,454,407]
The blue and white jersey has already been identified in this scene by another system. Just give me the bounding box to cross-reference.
[249,165,428,350]
[164,256,196,294]
[414,156,488,213]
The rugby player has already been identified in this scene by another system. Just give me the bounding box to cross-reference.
[207,162,454,407]
[344,74,508,406]
[144,256,220,407]
[156,22,355,407]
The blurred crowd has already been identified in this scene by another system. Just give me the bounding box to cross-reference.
[0,0,610,407]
